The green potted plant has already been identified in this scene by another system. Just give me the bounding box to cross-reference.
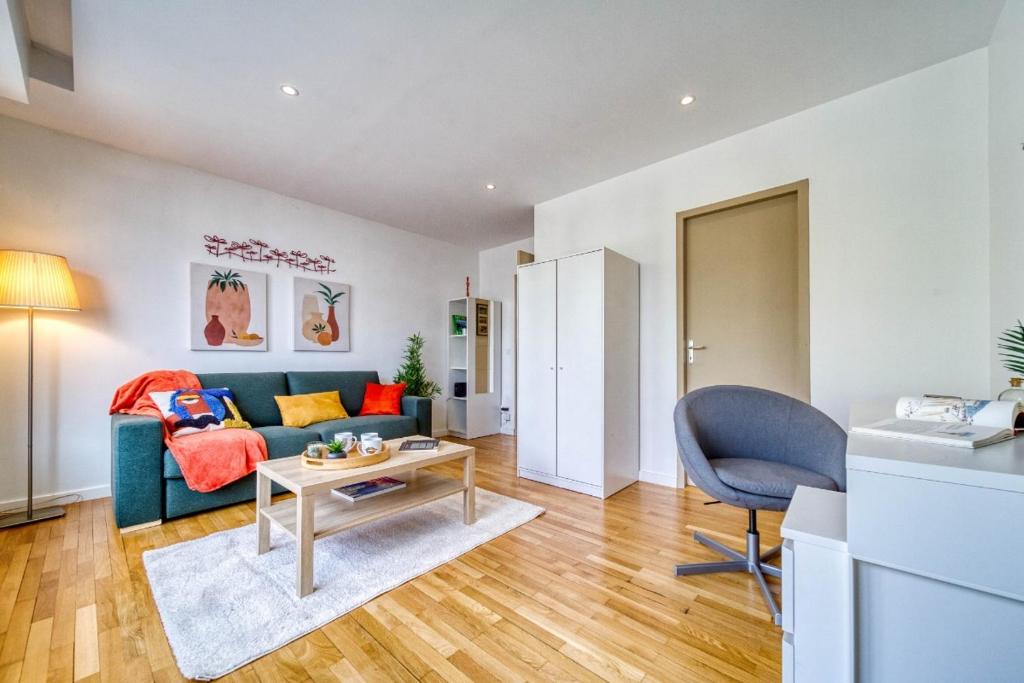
[996,319,1024,401]
[394,332,442,399]
[326,440,347,459]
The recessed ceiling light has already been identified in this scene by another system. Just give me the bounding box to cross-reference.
[680,94,696,106]
[280,84,299,96]
[485,183,496,190]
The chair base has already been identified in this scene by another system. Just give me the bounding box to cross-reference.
[675,513,782,625]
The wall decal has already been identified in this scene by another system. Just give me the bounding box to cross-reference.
[293,277,351,351]
[203,234,337,273]
[190,263,267,351]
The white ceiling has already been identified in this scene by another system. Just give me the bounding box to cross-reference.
[0,1,1005,248]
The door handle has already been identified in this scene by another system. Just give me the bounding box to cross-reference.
[687,340,706,364]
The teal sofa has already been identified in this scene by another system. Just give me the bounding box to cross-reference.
[111,370,431,529]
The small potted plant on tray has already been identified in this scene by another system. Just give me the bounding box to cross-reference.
[326,440,348,459]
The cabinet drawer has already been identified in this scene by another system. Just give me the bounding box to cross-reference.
[847,469,1024,600]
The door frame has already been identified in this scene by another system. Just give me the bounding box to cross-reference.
[512,250,534,436]
[675,179,810,441]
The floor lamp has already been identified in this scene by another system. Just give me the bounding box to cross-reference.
[0,250,80,529]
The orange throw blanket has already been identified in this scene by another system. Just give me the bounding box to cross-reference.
[109,370,268,493]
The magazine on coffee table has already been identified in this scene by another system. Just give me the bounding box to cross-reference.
[399,438,440,454]
[331,477,406,502]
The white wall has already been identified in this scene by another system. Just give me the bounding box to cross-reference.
[0,116,476,505]
[535,51,991,486]
[989,0,1024,394]
[478,237,533,435]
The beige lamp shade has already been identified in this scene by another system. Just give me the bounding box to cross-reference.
[0,250,81,310]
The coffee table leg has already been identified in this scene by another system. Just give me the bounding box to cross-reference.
[463,453,476,524]
[296,492,315,597]
[256,470,270,555]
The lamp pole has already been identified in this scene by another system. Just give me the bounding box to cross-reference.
[0,306,65,528]
[26,306,33,520]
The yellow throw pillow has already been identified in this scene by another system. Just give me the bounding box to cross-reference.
[275,391,349,428]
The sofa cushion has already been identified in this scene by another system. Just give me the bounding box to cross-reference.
[275,391,349,427]
[163,425,319,479]
[197,372,287,427]
[360,382,406,416]
[308,415,417,443]
[710,457,838,500]
[286,371,379,417]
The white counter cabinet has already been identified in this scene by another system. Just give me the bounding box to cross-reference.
[782,402,1024,682]
[780,486,851,683]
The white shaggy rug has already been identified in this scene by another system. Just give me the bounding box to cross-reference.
[143,487,544,680]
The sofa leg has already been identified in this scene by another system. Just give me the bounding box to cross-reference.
[119,519,162,534]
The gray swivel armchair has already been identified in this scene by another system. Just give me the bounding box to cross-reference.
[673,385,847,624]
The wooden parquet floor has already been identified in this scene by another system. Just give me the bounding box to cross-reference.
[0,435,783,682]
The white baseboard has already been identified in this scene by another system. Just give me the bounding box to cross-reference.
[432,429,450,438]
[0,484,111,511]
[639,469,679,489]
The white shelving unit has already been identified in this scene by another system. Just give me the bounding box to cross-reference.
[446,297,501,439]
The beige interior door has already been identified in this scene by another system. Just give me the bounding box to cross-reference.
[678,182,809,401]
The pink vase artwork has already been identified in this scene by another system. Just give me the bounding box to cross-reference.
[205,269,262,346]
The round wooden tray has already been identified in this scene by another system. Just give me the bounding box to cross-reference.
[300,442,391,470]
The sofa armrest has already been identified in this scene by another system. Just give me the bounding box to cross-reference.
[111,414,164,528]
[401,396,433,436]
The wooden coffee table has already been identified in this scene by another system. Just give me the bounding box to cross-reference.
[255,439,476,597]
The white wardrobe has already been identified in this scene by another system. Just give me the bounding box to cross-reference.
[516,248,639,498]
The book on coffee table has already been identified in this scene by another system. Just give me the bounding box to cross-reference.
[331,477,406,502]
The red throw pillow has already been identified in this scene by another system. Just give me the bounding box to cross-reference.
[360,382,406,416]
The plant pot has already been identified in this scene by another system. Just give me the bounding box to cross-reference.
[998,377,1024,402]
[327,305,340,342]
[204,315,226,346]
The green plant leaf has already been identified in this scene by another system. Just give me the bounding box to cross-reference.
[392,332,441,399]
[997,320,1024,373]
